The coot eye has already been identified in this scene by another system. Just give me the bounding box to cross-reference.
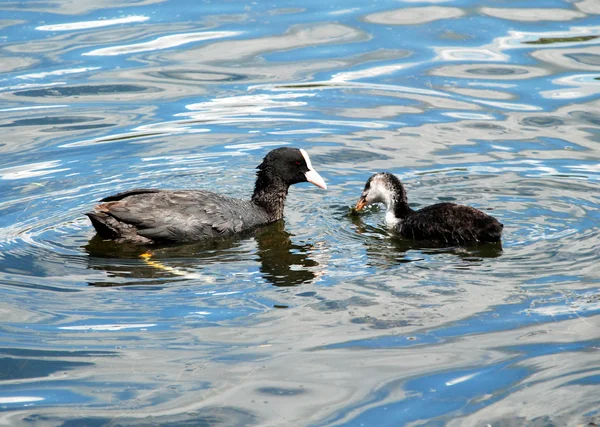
[295,160,302,165]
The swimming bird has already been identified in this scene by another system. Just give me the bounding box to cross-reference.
[86,147,327,244]
[354,172,503,244]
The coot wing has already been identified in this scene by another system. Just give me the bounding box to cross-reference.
[96,190,249,242]
[99,189,161,202]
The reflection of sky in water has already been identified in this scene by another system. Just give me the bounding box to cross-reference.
[84,31,242,56]
[36,16,150,31]
[0,0,599,425]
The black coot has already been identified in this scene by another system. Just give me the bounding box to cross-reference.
[86,147,327,244]
[355,172,503,244]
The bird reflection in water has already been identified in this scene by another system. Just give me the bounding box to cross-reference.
[255,221,321,287]
[348,207,503,267]
[84,221,324,287]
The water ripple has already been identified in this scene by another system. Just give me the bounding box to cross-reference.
[364,7,465,25]
[84,31,243,56]
[0,1,599,425]
[36,16,150,32]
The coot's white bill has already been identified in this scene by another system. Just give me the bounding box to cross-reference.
[304,169,327,190]
[300,148,327,189]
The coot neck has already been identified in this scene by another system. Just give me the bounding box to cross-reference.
[391,199,413,219]
[251,174,289,221]
[387,181,413,219]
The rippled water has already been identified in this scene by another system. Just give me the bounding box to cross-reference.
[1,0,599,425]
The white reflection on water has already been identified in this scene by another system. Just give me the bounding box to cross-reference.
[84,31,243,56]
[529,300,600,316]
[430,64,550,80]
[251,81,451,98]
[445,372,479,386]
[331,63,414,81]
[0,105,67,112]
[443,112,496,120]
[16,67,100,80]
[328,8,360,16]
[0,160,69,180]
[224,141,292,150]
[184,92,315,113]
[0,397,45,404]
[58,323,157,331]
[363,6,464,25]
[435,47,509,62]
[36,15,150,31]
[541,74,600,99]
[480,7,586,22]
[569,164,600,174]
[474,99,542,111]
[0,82,66,93]
[495,26,600,50]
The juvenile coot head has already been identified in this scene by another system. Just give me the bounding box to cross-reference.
[256,147,327,190]
[355,172,405,211]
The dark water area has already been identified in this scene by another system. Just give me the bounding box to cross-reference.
[0,0,599,425]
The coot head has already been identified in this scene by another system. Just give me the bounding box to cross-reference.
[355,172,404,210]
[257,147,327,189]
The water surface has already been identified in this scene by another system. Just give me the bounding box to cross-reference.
[1,0,599,425]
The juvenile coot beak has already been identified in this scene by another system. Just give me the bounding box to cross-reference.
[355,195,368,210]
[300,149,327,189]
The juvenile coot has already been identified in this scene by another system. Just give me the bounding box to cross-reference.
[355,172,503,244]
[86,147,327,244]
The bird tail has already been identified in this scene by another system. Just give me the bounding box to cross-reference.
[86,212,119,239]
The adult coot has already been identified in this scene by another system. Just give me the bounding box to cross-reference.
[355,172,502,244]
[86,147,327,244]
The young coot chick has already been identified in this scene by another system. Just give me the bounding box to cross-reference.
[355,172,503,244]
[86,147,327,244]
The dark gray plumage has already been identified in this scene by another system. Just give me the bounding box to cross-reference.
[86,147,326,244]
[355,172,503,245]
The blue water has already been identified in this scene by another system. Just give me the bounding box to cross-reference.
[1,0,599,425]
